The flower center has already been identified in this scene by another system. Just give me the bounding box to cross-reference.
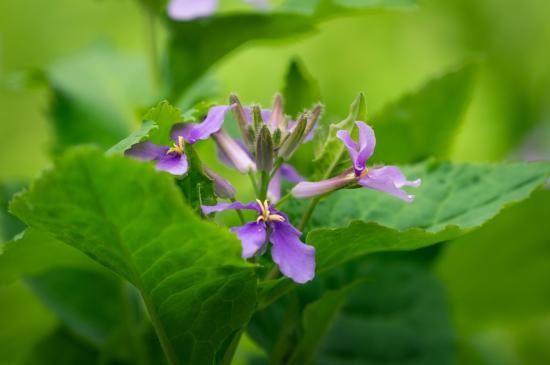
[167,136,185,155]
[255,199,285,224]
[359,167,370,179]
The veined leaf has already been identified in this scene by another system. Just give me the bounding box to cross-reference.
[10,147,258,365]
[145,101,182,145]
[177,143,217,212]
[107,121,158,155]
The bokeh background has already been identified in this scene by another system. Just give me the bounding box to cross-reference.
[1,0,549,364]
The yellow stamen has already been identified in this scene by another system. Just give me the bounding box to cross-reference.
[359,167,369,179]
[167,136,185,155]
[255,199,285,224]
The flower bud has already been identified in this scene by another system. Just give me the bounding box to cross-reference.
[252,105,263,135]
[213,130,256,173]
[229,94,254,150]
[305,103,323,137]
[269,94,285,130]
[255,125,273,172]
[278,113,307,160]
[204,166,236,199]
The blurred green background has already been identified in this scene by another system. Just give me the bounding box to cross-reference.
[1,0,549,364]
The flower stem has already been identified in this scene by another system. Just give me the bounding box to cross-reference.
[298,197,320,231]
[248,171,258,195]
[258,171,270,201]
[275,192,292,208]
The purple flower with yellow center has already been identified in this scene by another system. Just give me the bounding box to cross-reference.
[292,121,421,202]
[168,0,269,21]
[202,199,315,284]
[125,105,234,177]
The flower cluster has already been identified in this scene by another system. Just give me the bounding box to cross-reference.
[125,95,420,283]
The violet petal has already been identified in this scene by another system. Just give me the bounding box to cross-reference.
[201,201,259,215]
[280,164,304,183]
[231,222,268,259]
[171,105,234,144]
[291,172,356,198]
[155,154,189,175]
[270,221,315,284]
[167,0,218,21]
[359,166,421,203]
[125,141,168,161]
[213,130,256,173]
[355,121,376,168]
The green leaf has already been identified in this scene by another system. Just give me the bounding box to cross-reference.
[437,190,550,364]
[281,0,416,17]
[0,229,97,286]
[371,65,475,164]
[107,121,158,155]
[287,283,358,365]
[176,143,217,212]
[307,260,455,365]
[0,181,25,242]
[41,45,154,152]
[282,58,321,116]
[312,93,367,180]
[145,101,183,145]
[10,147,258,365]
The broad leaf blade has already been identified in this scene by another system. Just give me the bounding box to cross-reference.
[107,121,158,155]
[177,143,217,211]
[372,65,475,164]
[145,101,183,145]
[282,58,321,116]
[10,147,257,365]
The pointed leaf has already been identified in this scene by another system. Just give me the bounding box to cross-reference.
[145,101,182,145]
[282,58,321,116]
[10,147,258,365]
[107,121,158,155]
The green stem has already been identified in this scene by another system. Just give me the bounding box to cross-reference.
[142,4,161,90]
[275,192,292,208]
[248,171,258,195]
[231,198,246,224]
[259,171,270,201]
[298,197,320,232]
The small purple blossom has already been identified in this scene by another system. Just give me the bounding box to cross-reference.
[125,104,234,176]
[202,200,315,284]
[292,121,421,202]
[167,0,269,21]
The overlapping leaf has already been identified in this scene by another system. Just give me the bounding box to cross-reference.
[10,147,257,365]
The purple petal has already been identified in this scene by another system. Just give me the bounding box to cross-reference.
[336,129,359,170]
[167,0,218,21]
[231,222,268,259]
[359,166,421,203]
[201,201,259,215]
[204,166,236,199]
[125,141,168,161]
[171,105,234,144]
[270,221,315,284]
[213,130,256,173]
[267,170,282,203]
[155,154,189,175]
[291,172,356,198]
[216,138,251,169]
[280,164,304,183]
[355,121,376,167]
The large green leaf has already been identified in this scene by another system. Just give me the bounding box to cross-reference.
[437,190,550,364]
[371,65,474,164]
[306,259,455,365]
[0,181,25,242]
[177,143,217,212]
[10,147,257,365]
[42,45,154,152]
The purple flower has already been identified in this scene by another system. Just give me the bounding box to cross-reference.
[202,200,315,284]
[125,105,234,176]
[167,0,269,21]
[292,121,421,202]
[268,164,304,202]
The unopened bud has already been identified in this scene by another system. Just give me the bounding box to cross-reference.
[305,104,323,137]
[252,105,263,135]
[213,130,256,173]
[255,126,273,172]
[278,113,307,160]
[204,166,236,199]
[229,94,253,150]
[269,94,284,130]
